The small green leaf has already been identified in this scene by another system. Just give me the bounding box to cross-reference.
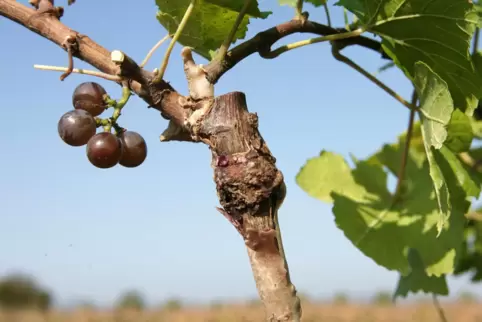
[423,142,450,235]
[335,0,364,19]
[445,109,474,153]
[394,249,449,298]
[296,145,466,277]
[205,0,270,16]
[295,151,365,203]
[156,0,271,59]
[414,62,453,233]
[434,146,480,200]
[414,62,453,150]
[336,0,482,113]
[414,62,479,234]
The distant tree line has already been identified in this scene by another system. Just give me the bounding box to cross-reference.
[0,273,52,311]
[0,272,185,312]
[0,272,479,312]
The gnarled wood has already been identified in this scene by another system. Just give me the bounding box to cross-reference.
[199,92,302,321]
[1,1,302,319]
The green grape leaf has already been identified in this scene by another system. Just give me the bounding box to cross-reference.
[414,62,452,233]
[156,0,271,59]
[422,143,450,235]
[278,0,327,7]
[296,145,467,277]
[414,62,479,233]
[394,249,449,298]
[414,62,453,150]
[336,0,482,114]
[295,151,365,203]
[398,121,425,156]
[434,146,480,200]
[445,109,474,153]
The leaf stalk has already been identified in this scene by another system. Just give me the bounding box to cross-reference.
[393,90,418,203]
[266,28,364,58]
[33,64,121,82]
[154,0,196,83]
[141,34,172,68]
[473,27,480,56]
[214,0,254,62]
[323,2,332,27]
[432,294,448,322]
[296,0,303,18]
[331,43,415,111]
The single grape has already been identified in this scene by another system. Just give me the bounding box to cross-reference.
[72,82,107,117]
[58,110,97,146]
[86,132,123,168]
[118,131,147,168]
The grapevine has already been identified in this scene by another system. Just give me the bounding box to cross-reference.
[2,0,482,321]
[57,81,147,169]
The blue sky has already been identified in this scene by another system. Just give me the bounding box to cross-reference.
[0,0,480,307]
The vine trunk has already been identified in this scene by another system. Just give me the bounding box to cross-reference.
[200,92,302,321]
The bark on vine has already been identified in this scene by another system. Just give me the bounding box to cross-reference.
[200,92,301,321]
[0,1,356,320]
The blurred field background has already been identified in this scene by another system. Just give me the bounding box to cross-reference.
[0,301,481,322]
[0,272,480,322]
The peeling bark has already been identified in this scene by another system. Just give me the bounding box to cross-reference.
[199,92,302,321]
[1,1,303,319]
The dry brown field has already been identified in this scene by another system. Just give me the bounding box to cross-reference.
[0,302,481,322]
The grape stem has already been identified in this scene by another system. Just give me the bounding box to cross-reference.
[265,28,364,58]
[140,34,172,68]
[323,3,332,27]
[432,294,448,322]
[296,0,303,19]
[103,84,132,133]
[95,118,110,128]
[393,90,417,204]
[343,8,350,30]
[214,0,253,62]
[331,43,416,111]
[33,64,121,82]
[472,27,480,56]
[154,0,196,83]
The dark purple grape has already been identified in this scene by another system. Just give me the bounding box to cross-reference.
[118,131,147,168]
[58,110,96,146]
[86,132,123,168]
[72,82,107,117]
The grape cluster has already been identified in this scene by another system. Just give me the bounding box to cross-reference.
[57,82,147,169]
